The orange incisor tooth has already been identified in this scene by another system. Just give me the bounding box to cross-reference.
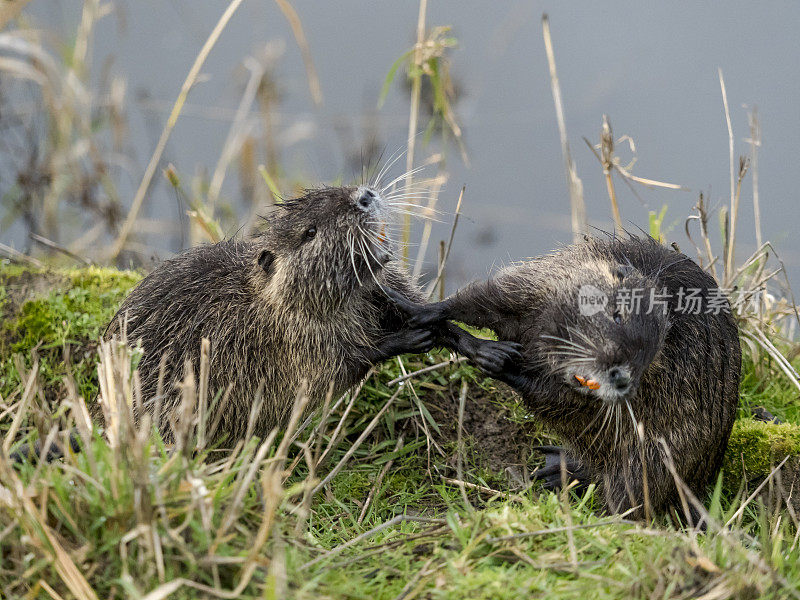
[586,380,601,390]
[574,375,586,385]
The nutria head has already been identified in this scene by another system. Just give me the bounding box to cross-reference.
[536,258,670,405]
[253,186,393,313]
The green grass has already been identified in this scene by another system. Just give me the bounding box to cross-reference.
[2,261,800,599]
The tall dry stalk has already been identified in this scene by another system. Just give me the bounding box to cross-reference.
[600,115,623,234]
[747,106,762,249]
[541,14,586,241]
[719,68,739,284]
[109,0,246,261]
[401,0,429,261]
[411,172,446,282]
[274,0,323,107]
[0,0,32,30]
[584,116,685,236]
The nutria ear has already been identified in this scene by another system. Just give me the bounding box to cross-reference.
[258,249,275,275]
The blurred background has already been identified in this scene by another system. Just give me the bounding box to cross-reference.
[1,1,798,292]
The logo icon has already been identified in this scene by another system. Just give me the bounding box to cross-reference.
[577,285,608,316]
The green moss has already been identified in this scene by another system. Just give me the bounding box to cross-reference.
[722,418,800,491]
[0,260,44,280]
[0,263,141,404]
[67,265,141,294]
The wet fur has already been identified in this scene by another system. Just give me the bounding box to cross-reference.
[399,236,741,516]
[106,187,434,443]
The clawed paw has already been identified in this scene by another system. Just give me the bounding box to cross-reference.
[474,340,524,376]
[385,289,443,328]
[531,446,590,492]
[402,327,435,354]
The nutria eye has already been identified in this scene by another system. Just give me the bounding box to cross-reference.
[613,311,622,324]
[304,226,317,240]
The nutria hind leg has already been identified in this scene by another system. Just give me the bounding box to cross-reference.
[531,445,592,494]
[9,429,83,464]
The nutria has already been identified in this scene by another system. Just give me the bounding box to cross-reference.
[100,185,518,445]
[390,235,741,518]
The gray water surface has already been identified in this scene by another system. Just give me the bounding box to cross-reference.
[8,1,800,291]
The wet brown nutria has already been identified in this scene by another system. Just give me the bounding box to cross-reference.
[390,235,741,518]
[103,186,517,445]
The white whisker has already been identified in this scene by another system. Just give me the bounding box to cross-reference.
[348,231,363,287]
[372,145,408,188]
[380,165,428,193]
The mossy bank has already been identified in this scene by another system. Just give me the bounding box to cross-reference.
[3,260,800,599]
[2,260,799,496]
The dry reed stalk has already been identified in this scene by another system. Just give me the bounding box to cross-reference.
[0,0,32,29]
[401,0,429,260]
[725,454,792,528]
[600,116,623,233]
[425,185,464,298]
[110,0,246,260]
[685,193,720,281]
[456,380,472,511]
[558,452,578,566]
[541,14,586,241]
[0,242,44,268]
[274,0,323,107]
[718,68,737,282]
[411,173,446,282]
[72,0,103,79]
[197,338,211,450]
[748,106,763,249]
[636,422,652,523]
[29,233,91,265]
[207,57,267,209]
[585,116,686,235]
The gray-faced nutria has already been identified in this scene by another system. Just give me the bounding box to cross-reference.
[105,186,518,445]
[390,235,741,518]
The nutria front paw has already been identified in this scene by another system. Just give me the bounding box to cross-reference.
[385,289,445,328]
[373,327,435,360]
[473,340,524,376]
[396,327,435,354]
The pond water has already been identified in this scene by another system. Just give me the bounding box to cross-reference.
[10,0,800,292]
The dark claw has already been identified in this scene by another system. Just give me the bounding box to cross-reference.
[385,288,418,312]
[531,446,590,493]
[752,406,783,424]
[404,328,435,354]
[385,289,442,328]
[473,340,524,376]
[504,342,525,357]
